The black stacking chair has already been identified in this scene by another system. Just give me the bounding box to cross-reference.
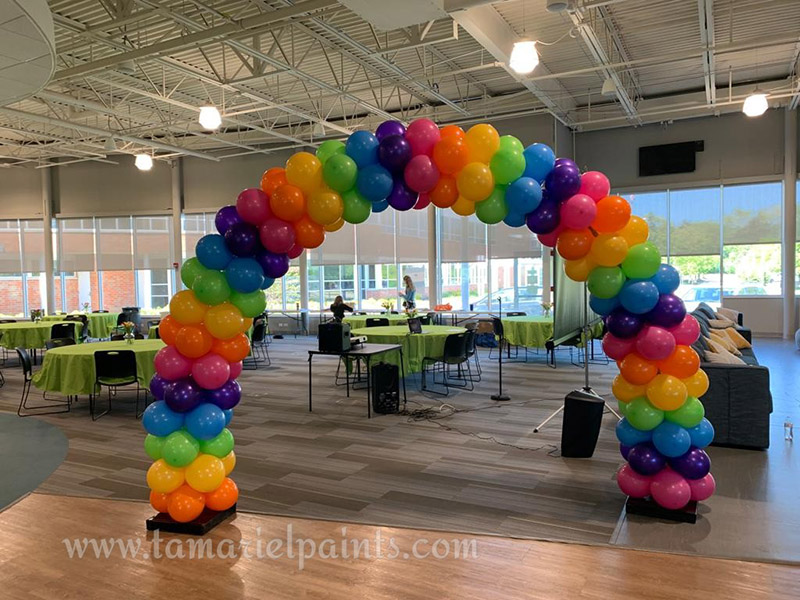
[92,310,109,313]
[91,349,144,420]
[421,332,473,396]
[0,319,17,323]
[16,347,70,417]
[464,329,481,382]
[64,314,88,342]
[50,322,76,342]
[418,314,432,325]
[110,333,144,341]
[244,321,271,369]
[488,317,526,361]
[355,311,367,316]
[45,338,76,350]
[366,317,389,327]
[506,311,526,317]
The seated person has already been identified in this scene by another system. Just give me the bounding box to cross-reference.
[329,295,353,322]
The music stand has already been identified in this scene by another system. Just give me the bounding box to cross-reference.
[491,297,510,402]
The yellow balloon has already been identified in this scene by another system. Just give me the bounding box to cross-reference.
[612,374,646,403]
[589,233,629,267]
[324,218,345,233]
[308,190,344,226]
[285,151,323,195]
[451,196,476,216]
[221,450,236,475]
[185,453,226,493]
[646,374,688,411]
[146,459,185,494]
[204,302,244,340]
[456,162,494,202]
[465,123,500,164]
[169,290,208,325]
[564,256,596,282]
[683,369,709,398]
[619,215,649,246]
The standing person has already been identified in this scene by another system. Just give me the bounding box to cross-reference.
[329,295,353,322]
[400,275,416,311]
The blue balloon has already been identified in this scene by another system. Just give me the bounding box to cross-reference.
[589,294,620,316]
[619,280,660,315]
[523,143,556,182]
[505,177,543,215]
[225,257,264,293]
[371,199,389,213]
[196,234,233,271]
[651,263,681,295]
[357,164,393,202]
[261,276,275,290]
[687,418,715,448]
[652,420,692,458]
[503,211,526,228]
[185,403,226,441]
[142,401,184,437]
[615,418,652,447]
[223,408,234,426]
[345,130,380,168]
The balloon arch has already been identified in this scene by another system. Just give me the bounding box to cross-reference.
[142,119,715,523]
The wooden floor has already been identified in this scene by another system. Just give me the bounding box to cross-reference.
[1,493,798,600]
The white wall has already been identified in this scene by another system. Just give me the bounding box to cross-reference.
[492,114,555,147]
[723,297,784,337]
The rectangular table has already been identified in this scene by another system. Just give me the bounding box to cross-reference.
[307,343,407,418]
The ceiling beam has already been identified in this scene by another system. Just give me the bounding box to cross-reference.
[698,0,716,105]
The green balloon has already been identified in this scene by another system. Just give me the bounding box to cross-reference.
[181,257,208,289]
[621,242,661,279]
[625,397,664,431]
[316,140,346,165]
[587,266,626,299]
[499,135,524,154]
[323,154,358,192]
[342,188,372,224]
[230,289,267,318]
[475,187,508,224]
[192,269,231,305]
[489,148,526,185]
[162,430,199,468]
[144,434,164,460]
[617,400,629,417]
[200,428,234,458]
[665,396,705,428]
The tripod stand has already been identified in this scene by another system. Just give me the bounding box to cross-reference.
[490,297,510,402]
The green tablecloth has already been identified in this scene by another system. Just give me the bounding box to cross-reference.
[44,313,120,338]
[148,326,159,339]
[501,316,603,348]
[0,321,83,349]
[32,339,165,396]
[350,325,466,374]
[343,314,408,330]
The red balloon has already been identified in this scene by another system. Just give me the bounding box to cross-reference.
[287,243,304,259]
[259,217,296,254]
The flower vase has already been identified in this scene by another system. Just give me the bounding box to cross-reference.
[123,332,135,345]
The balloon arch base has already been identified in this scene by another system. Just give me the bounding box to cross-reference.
[146,504,237,535]
[625,497,698,524]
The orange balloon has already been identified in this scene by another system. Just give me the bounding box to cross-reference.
[205,477,239,512]
[175,324,213,359]
[564,256,596,282]
[658,345,700,379]
[619,215,649,246]
[242,317,253,334]
[683,369,709,398]
[556,228,594,261]
[167,484,206,523]
[429,176,459,208]
[294,216,325,249]
[433,137,469,175]
[619,353,658,386]
[612,374,646,403]
[260,167,287,197]
[439,124,465,140]
[212,333,250,363]
[158,315,182,346]
[593,195,631,233]
[149,490,170,513]
[270,184,306,222]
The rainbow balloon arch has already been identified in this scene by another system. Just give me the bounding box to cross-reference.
[141,118,716,529]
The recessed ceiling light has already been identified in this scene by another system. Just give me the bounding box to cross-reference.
[134,153,153,171]
[199,106,222,130]
[509,40,539,75]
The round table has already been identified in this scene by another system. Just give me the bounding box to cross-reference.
[501,316,554,348]
[32,339,165,396]
[350,325,466,374]
[343,314,408,330]
[0,321,83,350]
[44,313,120,338]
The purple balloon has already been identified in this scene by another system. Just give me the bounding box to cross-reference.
[554,157,577,170]
[206,379,242,411]
[256,249,290,279]
[545,163,582,201]
[620,443,632,460]
[224,222,259,257]
[164,378,203,413]
[525,199,560,234]
[149,374,172,401]
[378,135,412,174]
[606,307,643,339]
[215,205,242,236]
[375,120,406,141]
[387,178,418,211]
[628,442,667,476]
[669,447,710,480]
[646,293,687,328]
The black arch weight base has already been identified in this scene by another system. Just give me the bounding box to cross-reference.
[146,504,237,535]
[625,497,697,524]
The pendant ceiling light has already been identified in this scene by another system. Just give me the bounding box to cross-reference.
[510,41,539,74]
[742,91,768,117]
[134,153,153,171]
[199,106,222,130]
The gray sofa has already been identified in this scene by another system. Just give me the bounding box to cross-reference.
[690,304,772,449]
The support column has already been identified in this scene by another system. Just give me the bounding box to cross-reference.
[171,159,184,289]
[542,249,553,304]
[427,204,438,306]
[41,168,55,314]
[299,251,309,310]
[783,108,797,339]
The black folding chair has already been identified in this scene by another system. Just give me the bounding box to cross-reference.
[243,322,271,369]
[110,333,144,341]
[45,338,76,350]
[488,317,527,361]
[91,349,145,420]
[92,310,109,313]
[421,332,473,396]
[16,348,70,416]
[366,317,389,327]
[50,323,76,341]
[506,311,527,317]
[64,315,88,342]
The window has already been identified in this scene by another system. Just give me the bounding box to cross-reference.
[438,211,487,310]
[357,210,396,309]
[620,191,668,255]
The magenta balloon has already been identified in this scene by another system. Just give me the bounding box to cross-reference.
[668,314,701,346]
[601,332,636,361]
[688,472,716,501]
[649,468,692,510]
[236,188,271,225]
[405,118,441,157]
[404,155,440,193]
[375,120,406,141]
[154,346,193,381]
[287,243,304,260]
[191,353,231,390]
[229,361,243,379]
[560,193,597,229]
[259,217,296,254]
[537,225,564,248]
[635,325,677,361]
[616,464,652,498]
[578,171,611,201]
[414,192,431,210]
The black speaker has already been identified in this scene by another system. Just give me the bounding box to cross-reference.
[371,362,400,414]
[318,322,351,352]
[560,389,605,458]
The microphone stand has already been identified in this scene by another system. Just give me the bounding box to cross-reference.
[491,297,510,402]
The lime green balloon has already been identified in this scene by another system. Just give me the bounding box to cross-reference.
[192,269,231,305]
[342,188,372,224]
[316,139,346,165]
[621,242,661,279]
[475,187,508,224]
[323,153,358,192]
[587,266,626,299]
[162,430,200,468]
[489,149,526,185]
[199,428,234,458]
[499,135,524,154]
[617,400,629,417]
[625,396,664,431]
[665,396,705,428]
[181,257,208,289]
[230,289,267,318]
[144,434,164,460]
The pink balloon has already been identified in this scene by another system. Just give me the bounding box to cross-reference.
[260,217,296,254]
[287,243,304,260]
[404,155,440,193]
[650,467,692,510]
[537,225,564,248]
[154,346,193,381]
[229,361,243,380]
[236,188,271,225]
[405,119,441,157]
[688,472,716,502]
[560,194,597,229]
[602,333,636,361]
[414,192,431,210]
[191,353,231,390]
[635,325,677,361]
[617,464,652,498]
[668,315,701,346]
[578,171,610,201]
